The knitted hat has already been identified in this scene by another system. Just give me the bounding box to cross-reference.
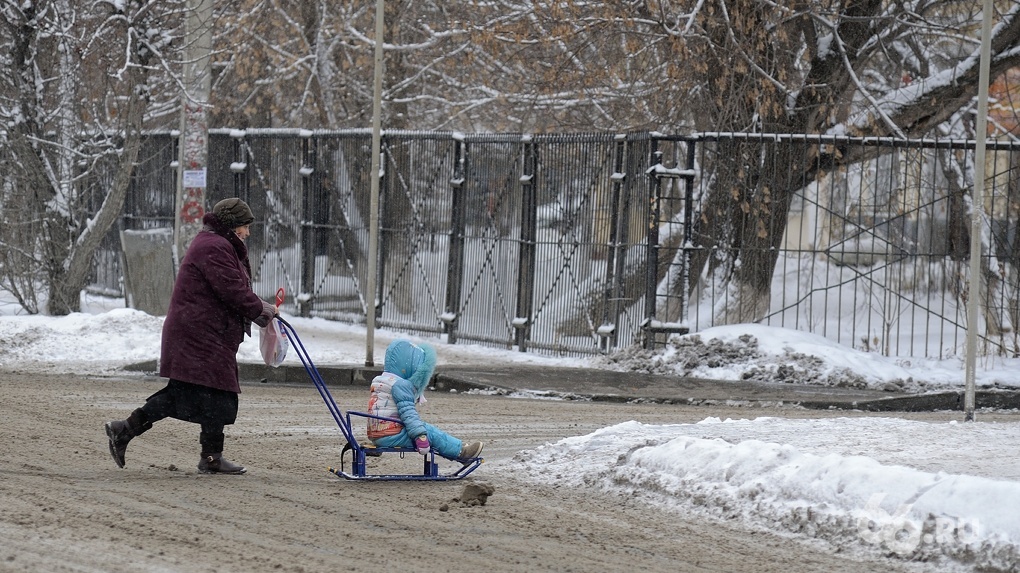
[213,198,255,229]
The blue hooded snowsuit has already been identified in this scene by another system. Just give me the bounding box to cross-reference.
[366,340,463,459]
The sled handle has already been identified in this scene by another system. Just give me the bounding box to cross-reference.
[275,287,285,307]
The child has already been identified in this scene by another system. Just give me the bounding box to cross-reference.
[366,339,483,462]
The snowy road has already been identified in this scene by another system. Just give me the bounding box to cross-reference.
[0,372,998,573]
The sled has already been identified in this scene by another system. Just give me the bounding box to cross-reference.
[274,316,483,481]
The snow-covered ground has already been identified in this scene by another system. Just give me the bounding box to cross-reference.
[2,291,1018,571]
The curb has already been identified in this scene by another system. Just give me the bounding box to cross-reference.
[121,361,1020,412]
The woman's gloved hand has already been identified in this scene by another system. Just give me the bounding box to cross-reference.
[414,435,430,455]
[254,300,277,328]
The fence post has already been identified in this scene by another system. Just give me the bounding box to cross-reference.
[299,136,317,317]
[680,139,696,329]
[641,139,693,348]
[372,134,387,323]
[443,136,467,343]
[514,137,539,352]
[598,134,630,352]
[231,134,247,199]
[643,146,664,350]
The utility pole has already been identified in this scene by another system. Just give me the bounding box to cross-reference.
[962,0,995,420]
[963,0,995,423]
[365,0,385,366]
[174,0,214,263]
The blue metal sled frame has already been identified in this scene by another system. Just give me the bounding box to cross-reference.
[275,317,483,481]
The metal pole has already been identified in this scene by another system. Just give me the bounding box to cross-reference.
[365,0,385,367]
[963,0,995,422]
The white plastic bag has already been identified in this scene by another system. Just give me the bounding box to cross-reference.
[259,318,289,367]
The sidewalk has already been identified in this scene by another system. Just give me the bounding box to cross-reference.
[227,361,1020,412]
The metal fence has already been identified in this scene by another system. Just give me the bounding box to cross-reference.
[92,130,1020,359]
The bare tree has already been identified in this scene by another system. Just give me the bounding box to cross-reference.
[0,0,184,314]
[8,0,1015,325]
[453,1,1020,325]
[207,0,461,129]
[688,0,1020,324]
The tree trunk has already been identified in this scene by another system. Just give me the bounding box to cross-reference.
[47,85,147,316]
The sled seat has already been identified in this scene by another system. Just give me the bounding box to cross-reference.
[330,411,483,481]
[275,317,483,481]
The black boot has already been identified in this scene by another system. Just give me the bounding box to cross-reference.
[197,452,247,475]
[104,409,151,469]
[198,431,246,474]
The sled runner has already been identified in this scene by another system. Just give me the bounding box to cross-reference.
[274,315,483,481]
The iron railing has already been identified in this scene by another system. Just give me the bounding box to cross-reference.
[92,130,1020,359]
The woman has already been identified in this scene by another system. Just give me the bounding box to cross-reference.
[366,339,483,462]
[105,198,277,475]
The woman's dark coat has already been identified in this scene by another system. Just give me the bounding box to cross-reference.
[159,213,270,393]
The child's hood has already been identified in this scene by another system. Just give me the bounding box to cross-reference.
[383,339,437,395]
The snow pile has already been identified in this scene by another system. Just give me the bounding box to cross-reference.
[5,293,1020,393]
[0,299,583,375]
[0,308,164,374]
[511,417,1020,571]
[596,323,1020,392]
